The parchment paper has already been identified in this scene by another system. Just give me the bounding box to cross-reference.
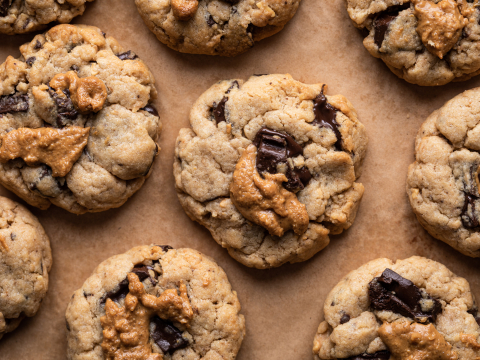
[1,0,480,358]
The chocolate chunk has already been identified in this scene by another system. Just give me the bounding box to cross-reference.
[373,4,410,48]
[34,40,42,50]
[150,316,189,353]
[346,350,391,360]
[0,93,29,114]
[10,233,15,240]
[340,313,350,324]
[368,268,442,323]
[47,87,78,126]
[207,15,216,26]
[117,51,138,60]
[0,0,12,17]
[26,57,36,66]
[141,104,159,117]
[156,245,173,252]
[462,192,479,228]
[312,86,342,151]
[213,97,228,124]
[252,127,312,192]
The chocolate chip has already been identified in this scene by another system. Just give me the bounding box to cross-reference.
[10,233,15,240]
[252,127,312,192]
[213,97,228,124]
[207,15,216,26]
[345,350,391,360]
[47,87,78,126]
[117,51,138,60]
[0,93,29,114]
[26,57,36,66]
[22,18,31,30]
[34,40,42,50]
[468,307,480,326]
[71,65,79,72]
[226,80,239,93]
[462,192,479,228]
[340,313,350,324]
[373,4,410,48]
[156,245,173,252]
[312,86,342,151]
[150,316,189,353]
[101,31,106,37]
[141,104,159,117]
[368,268,442,323]
[0,0,12,17]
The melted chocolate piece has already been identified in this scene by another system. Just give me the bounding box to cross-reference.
[207,15,216,26]
[101,264,158,304]
[462,192,479,228]
[368,268,442,323]
[141,104,159,117]
[47,87,78,126]
[340,313,350,324]
[34,40,42,50]
[26,57,36,66]
[150,316,189,353]
[0,93,29,114]
[117,51,138,60]
[213,97,227,124]
[312,86,342,150]
[0,0,12,17]
[252,127,312,192]
[345,350,391,360]
[373,4,410,48]
[156,245,173,252]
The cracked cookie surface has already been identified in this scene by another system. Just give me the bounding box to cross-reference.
[407,88,480,257]
[174,74,368,269]
[0,24,161,214]
[134,0,302,56]
[346,0,480,86]
[0,196,52,340]
[65,245,245,360]
[313,256,480,360]
[0,0,94,35]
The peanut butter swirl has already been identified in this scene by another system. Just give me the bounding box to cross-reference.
[378,320,458,360]
[49,71,107,113]
[230,144,309,237]
[414,0,468,59]
[0,126,90,177]
[100,273,193,360]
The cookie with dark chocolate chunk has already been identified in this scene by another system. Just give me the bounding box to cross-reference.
[407,88,480,257]
[174,74,368,268]
[313,256,480,360]
[65,245,245,360]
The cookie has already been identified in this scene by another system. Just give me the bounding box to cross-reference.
[0,196,52,340]
[0,24,161,214]
[174,74,368,268]
[65,245,245,360]
[406,88,480,257]
[345,0,480,86]
[313,256,480,360]
[134,0,301,56]
[0,0,94,35]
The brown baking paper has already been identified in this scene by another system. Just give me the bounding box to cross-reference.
[1,0,480,358]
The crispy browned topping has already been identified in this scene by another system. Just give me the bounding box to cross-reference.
[171,0,198,21]
[230,144,309,237]
[100,273,193,360]
[49,71,107,113]
[460,333,480,350]
[378,320,458,360]
[414,0,468,59]
[0,126,90,177]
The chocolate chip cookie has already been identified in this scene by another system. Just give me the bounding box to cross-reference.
[406,88,480,257]
[313,256,480,360]
[346,0,480,86]
[174,74,368,268]
[0,196,52,340]
[65,245,245,360]
[0,24,161,214]
[134,0,302,56]
[0,0,94,35]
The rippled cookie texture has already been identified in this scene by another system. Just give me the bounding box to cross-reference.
[0,196,52,340]
[65,245,245,360]
[313,256,480,360]
[406,88,480,257]
[174,74,368,268]
[0,0,94,35]
[0,24,161,214]
[134,0,302,56]
[345,0,480,86]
